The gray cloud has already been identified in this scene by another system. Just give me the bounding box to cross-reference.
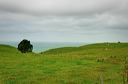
[0,0,128,42]
[0,0,126,16]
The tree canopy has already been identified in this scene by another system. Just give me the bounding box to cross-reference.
[18,39,33,53]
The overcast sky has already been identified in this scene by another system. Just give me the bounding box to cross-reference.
[0,0,128,42]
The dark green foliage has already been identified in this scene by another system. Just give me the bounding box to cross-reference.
[18,39,33,53]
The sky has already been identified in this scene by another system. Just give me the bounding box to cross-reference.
[0,0,128,42]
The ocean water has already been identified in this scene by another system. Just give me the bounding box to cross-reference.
[0,42,88,53]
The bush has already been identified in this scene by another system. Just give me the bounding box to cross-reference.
[18,39,33,53]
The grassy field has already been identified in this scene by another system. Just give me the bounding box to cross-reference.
[0,43,128,84]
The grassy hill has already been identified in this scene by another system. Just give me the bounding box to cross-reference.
[0,43,128,84]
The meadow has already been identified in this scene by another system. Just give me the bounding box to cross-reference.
[0,43,128,84]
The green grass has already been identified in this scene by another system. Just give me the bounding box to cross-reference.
[0,43,128,84]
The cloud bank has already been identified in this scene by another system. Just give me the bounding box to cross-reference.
[0,0,128,42]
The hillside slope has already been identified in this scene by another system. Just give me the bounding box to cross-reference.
[0,43,128,84]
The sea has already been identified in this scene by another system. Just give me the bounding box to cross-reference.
[0,42,89,53]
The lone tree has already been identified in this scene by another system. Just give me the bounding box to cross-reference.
[18,39,33,53]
